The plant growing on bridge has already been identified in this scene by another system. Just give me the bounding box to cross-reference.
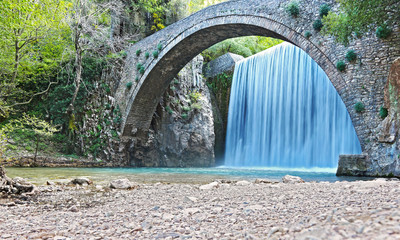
[145,52,150,59]
[354,102,365,113]
[157,43,163,51]
[319,4,331,18]
[135,76,139,82]
[336,61,346,72]
[136,63,143,70]
[152,50,159,58]
[182,106,191,112]
[313,19,323,31]
[126,81,133,90]
[380,106,388,119]
[304,31,312,39]
[139,66,145,74]
[376,25,392,39]
[181,113,188,119]
[286,1,299,17]
[136,49,142,56]
[345,50,357,62]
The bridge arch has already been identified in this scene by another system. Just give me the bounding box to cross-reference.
[117,0,362,148]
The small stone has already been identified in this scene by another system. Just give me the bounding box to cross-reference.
[254,178,276,184]
[69,206,79,212]
[70,177,92,185]
[46,180,55,185]
[235,180,251,186]
[199,181,219,190]
[282,175,304,183]
[183,196,198,203]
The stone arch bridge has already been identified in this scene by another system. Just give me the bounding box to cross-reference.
[115,0,400,171]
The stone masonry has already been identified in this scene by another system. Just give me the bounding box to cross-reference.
[115,0,400,174]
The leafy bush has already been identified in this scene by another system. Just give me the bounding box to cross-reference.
[345,50,357,62]
[135,76,139,82]
[376,25,392,39]
[182,106,191,112]
[189,91,201,103]
[191,103,202,110]
[126,81,133,90]
[304,31,312,39]
[136,49,141,56]
[157,43,163,51]
[319,4,330,18]
[380,106,388,119]
[170,86,176,91]
[152,50,159,58]
[165,106,173,114]
[136,62,143,70]
[286,1,299,17]
[139,66,145,74]
[174,79,179,84]
[181,113,188,119]
[145,52,150,59]
[354,102,365,113]
[336,61,346,72]
[313,19,323,31]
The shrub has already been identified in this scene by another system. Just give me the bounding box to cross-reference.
[380,107,388,119]
[336,61,346,72]
[135,76,139,82]
[152,50,159,58]
[304,31,312,39]
[182,106,191,112]
[139,66,145,74]
[165,106,173,114]
[286,1,299,17]
[136,62,143,70]
[191,103,202,110]
[174,79,179,84]
[181,113,188,119]
[170,86,176,91]
[136,49,141,56]
[157,43,163,51]
[354,102,365,113]
[319,4,330,18]
[313,19,323,31]
[126,81,133,90]
[345,50,357,62]
[376,25,392,39]
[145,52,150,59]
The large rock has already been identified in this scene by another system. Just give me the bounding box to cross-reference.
[336,154,371,176]
[110,178,137,189]
[0,167,36,195]
[131,55,215,167]
[282,175,304,183]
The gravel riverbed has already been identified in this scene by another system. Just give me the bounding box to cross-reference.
[1,178,400,239]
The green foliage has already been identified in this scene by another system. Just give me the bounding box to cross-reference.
[136,49,142,56]
[165,106,173,114]
[189,91,202,103]
[191,103,202,110]
[286,1,300,17]
[380,107,388,119]
[304,31,312,39]
[139,66,145,74]
[376,25,392,39]
[145,52,150,59]
[135,76,139,82]
[322,0,398,45]
[136,63,143,70]
[182,106,191,112]
[202,36,282,62]
[345,50,357,62]
[336,61,346,72]
[126,82,133,90]
[354,102,365,113]
[153,50,159,58]
[319,4,331,17]
[174,79,180,84]
[157,43,163,51]
[313,19,323,31]
[170,86,176,91]
[181,113,188,119]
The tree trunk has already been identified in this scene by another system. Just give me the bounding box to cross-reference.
[34,134,39,163]
[12,41,20,83]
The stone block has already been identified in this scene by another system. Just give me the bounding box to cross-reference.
[336,154,371,176]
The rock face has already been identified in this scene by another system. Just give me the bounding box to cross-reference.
[130,55,215,167]
[336,155,371,176]
[203,53,244,78]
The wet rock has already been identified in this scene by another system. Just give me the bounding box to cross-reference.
[110,179,137,189]
[282,175,304,183]
[254,178,277,184]
[235,180,252,186]
[70,177,92,185]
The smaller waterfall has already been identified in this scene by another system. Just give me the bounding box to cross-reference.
[225,42,361,168]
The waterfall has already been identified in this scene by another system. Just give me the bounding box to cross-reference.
[224,42,361,168]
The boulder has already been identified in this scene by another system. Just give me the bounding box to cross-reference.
[282,175,304,183]
[110,179,137,189]
[199,181,219,190]
[70,177,92,185]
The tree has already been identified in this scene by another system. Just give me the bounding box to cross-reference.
[322,0,399,45]
[0,0,71,118]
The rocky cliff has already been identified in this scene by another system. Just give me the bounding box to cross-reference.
[129,55,215,167]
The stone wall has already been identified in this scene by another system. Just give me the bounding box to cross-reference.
[115,0,400,175]
[129,56,215,167]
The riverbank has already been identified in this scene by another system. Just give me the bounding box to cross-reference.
[1,178,400,239]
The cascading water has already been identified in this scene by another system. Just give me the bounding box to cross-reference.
[225,42,361,168]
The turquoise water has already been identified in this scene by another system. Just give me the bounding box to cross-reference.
[5,167,372,185]
[225,42,361,168]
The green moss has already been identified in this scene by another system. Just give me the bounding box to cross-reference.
[286,1,299,17]
[345,50,357,62]
[336,61,346,72]
[354,102,365,113]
